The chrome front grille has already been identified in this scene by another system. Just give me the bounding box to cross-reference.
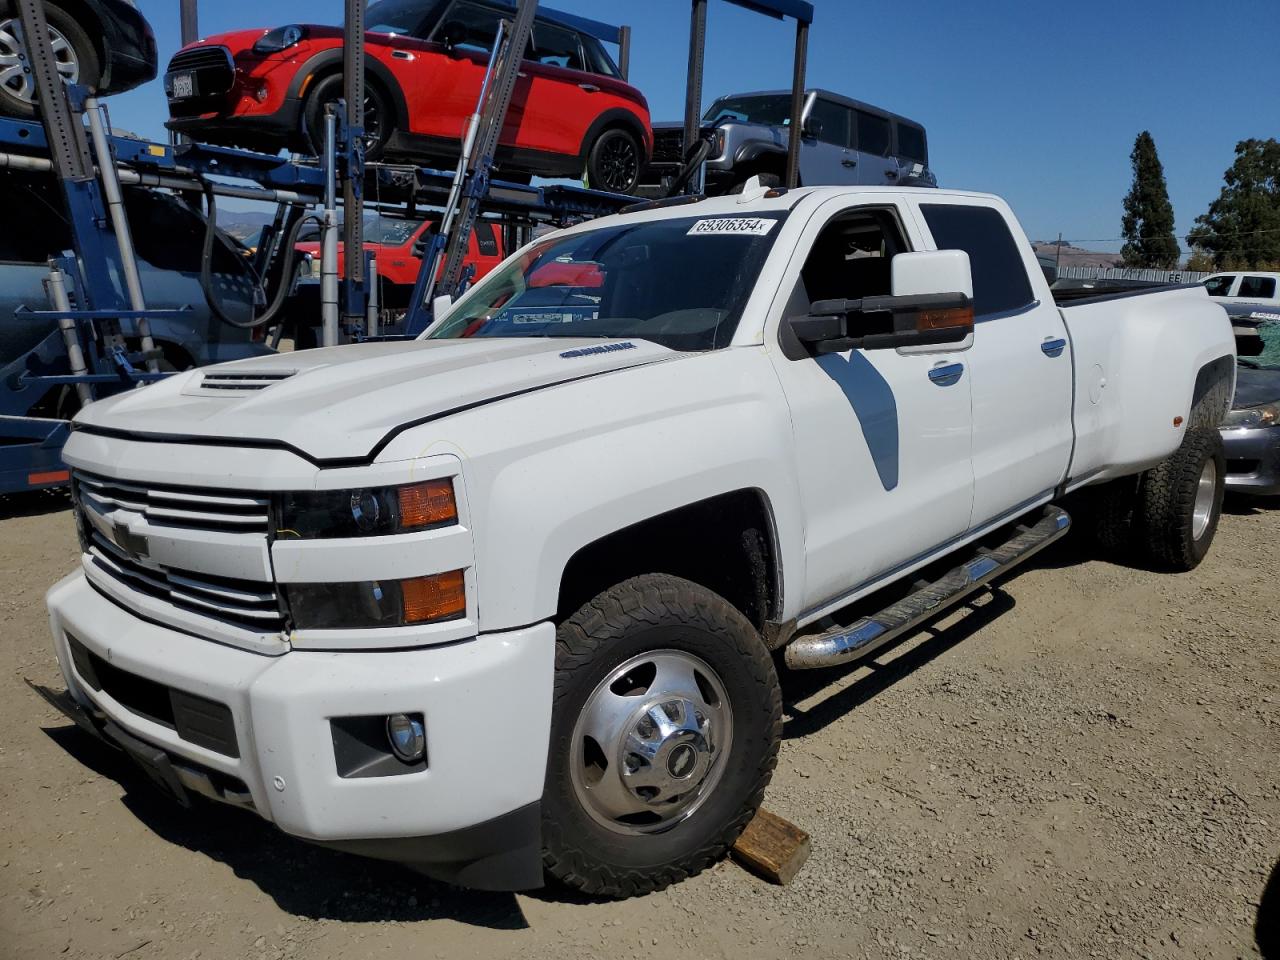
[168,46,234,72]
[86,530,285,633]
[75,471,270,534]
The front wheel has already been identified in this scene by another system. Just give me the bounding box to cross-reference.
[542,574,781,897]
[302,74,392,160]
[585,127,642,194]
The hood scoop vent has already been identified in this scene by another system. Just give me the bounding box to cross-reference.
[199,370,297,393]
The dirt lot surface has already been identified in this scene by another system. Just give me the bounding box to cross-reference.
[2,493,1277,960]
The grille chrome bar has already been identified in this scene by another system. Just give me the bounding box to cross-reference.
[75,471,270,534]
[87,531,284,632]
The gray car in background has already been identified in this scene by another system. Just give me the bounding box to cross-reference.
[640,88,935,196]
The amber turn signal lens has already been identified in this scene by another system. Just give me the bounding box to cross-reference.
[917,305,974,330]
[398,479,457,529]
[401,570,466,624]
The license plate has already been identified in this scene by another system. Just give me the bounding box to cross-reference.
[170,71,195,99]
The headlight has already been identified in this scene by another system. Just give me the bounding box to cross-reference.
[284,571,466,629]
[276,479,457,539]
[253,24,306,54]
[1223,402,1279,428]
[712,128,726,159]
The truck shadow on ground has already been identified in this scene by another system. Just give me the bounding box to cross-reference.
[38,725,532,929]
[1260,856,1280,959]
[0,488,71,520]
[779,589,1017,740]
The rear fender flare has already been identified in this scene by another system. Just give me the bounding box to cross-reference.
[578,107,650,163]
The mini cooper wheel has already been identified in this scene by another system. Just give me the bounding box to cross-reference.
[585,127,642,194]
[303,73,393,160]
[0,2,100,119]
[542,574,781,898]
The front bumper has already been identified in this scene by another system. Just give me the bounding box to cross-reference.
[1221,424,1280,495]
[45,571,555,889]
[165,104,303,152]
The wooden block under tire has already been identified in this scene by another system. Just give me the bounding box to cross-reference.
[731,807,811,885]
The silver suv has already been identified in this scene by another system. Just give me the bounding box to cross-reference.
[641,88,935,195]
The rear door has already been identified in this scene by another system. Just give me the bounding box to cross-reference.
[912,198,1074,528]
[516,22,598,158]
[852,108,897,185]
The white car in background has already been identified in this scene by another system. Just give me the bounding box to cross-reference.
[1203,271,1280,309]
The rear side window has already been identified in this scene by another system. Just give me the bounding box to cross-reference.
[1203,275,1234,297]
[855,110,891,156]
[896,122,927,164]
[1238,276,1276,299]
[527,23,585,70]
[921,204,1036,318]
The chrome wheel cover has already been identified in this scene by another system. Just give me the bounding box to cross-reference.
[570,649,733,835]
[1192,457,1217,541]
[0,18,80,105]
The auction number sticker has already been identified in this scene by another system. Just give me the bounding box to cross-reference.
[687,217,778,237]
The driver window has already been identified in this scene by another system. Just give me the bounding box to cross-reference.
[792,209,909,338]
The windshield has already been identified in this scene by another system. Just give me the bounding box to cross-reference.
[427,213,787,351]
[364,218,424,245]
[702,94,794,127]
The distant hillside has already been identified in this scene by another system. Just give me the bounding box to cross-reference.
[1031,241,1122,269]
[215,211,275,243]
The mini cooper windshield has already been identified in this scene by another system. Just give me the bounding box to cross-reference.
[427,213,787,351]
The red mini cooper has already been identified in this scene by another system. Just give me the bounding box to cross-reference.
[163,0,651,193]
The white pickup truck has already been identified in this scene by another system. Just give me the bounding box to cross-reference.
[38,184,1235,898]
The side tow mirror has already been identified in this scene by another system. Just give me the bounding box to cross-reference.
[787,292,974,356]
[801,116,823,140]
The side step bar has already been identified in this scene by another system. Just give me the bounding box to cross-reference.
[784,505,1071,671]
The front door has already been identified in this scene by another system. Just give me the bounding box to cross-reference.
[798,97,856,186]
[912,197,1074,528]
[767,196,975,613]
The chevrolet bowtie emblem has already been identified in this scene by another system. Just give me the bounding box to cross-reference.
[113,521,150,561]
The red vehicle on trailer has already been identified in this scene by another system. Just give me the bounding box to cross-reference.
[294,212,506,298]
[163,0,652,193]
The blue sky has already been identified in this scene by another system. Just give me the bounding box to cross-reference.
[110,0,1279,252]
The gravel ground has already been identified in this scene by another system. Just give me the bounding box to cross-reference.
[1,492,1277,960]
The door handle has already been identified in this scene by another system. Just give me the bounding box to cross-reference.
[928,362,964,386]
[841,158,856,167]
[1041,336,1067,358]
[578,83,600,93]
[885,168,900,179]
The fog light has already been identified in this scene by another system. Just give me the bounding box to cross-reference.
[385,713,425,763]
[255,85,269,102]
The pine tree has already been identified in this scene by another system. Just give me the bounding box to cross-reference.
[1120,132,1180,269]
[1186,138,1280,269]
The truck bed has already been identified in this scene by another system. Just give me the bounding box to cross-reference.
[1052,282,1192,308]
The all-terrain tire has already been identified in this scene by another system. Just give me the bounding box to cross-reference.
[1136,428,1225,571]
[0,2,101,119]
[1089,475,1140,556]
[542,574,781,898]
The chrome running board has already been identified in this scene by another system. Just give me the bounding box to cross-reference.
[784,505,1071,671]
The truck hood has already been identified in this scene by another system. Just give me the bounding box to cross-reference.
[74,337,680,463]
